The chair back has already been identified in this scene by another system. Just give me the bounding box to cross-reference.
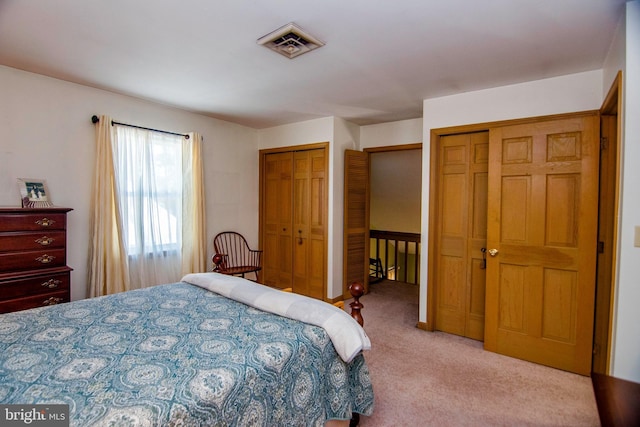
[213,231,257,270]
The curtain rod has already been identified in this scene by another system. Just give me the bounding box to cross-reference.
[91,115,189,139]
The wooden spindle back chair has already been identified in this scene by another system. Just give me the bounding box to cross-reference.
[212,231,262,281]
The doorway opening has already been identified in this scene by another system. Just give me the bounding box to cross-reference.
[368,148,422,286]
[364,144,422,327]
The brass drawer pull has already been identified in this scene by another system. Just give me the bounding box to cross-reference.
[35,236,55,246]
[42,297,64,306]
[41,279,62,289]
[35,218,56,227]
[36,254,55,264]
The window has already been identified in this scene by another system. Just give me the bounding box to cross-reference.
[112,125,184,284]
[89,114,206,296]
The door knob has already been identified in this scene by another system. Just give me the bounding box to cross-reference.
[488,248,499,256]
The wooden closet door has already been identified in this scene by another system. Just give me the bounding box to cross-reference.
[484,115,599,375]
[435,132,488,341]
[292,149,327,299]
[263,152,293,288]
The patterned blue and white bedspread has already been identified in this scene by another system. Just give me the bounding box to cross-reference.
[0,282,374,426]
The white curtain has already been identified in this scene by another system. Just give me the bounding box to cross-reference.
[88,119,207,296]
[112,126,183,287]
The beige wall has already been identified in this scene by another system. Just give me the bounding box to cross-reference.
[0,65,260,300]
[360,118,422,150]
[369,150,421,233]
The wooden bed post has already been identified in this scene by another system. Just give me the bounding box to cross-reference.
[212,253,224,272]
[349,281,365,327]
[349,281,365,427]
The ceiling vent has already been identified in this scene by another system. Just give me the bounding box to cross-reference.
[257,22,324,59]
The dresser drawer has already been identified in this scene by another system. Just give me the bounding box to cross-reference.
[0,231,66,252]
[0,207,72,314]
[0,248,66,272]
[0,290,69,314]
[0,270,70,301]
[0,213,67,232]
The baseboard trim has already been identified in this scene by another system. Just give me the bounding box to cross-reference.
[416,321,430,331]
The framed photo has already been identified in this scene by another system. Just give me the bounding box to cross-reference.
[17,178,54,208]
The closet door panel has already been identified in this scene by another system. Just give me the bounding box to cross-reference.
[293,151,310,296]
[308,149,327,300]
[263,152,293,288]
[435,132,488,341]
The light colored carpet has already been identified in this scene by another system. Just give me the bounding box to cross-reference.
[349,280,600,426]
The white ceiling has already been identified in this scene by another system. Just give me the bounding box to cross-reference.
[0,0,627,129]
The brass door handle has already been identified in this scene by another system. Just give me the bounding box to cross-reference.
[488,248,499,257]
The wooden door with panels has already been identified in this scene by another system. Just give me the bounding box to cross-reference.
[262,152,293,289]
[484,114,599,375]
[260,144,328,300]
[292,149,327,300]
[434,132,488,341]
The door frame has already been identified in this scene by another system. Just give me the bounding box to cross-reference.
[343,143,422,298]
[426,110,607,336]
[592,71,623,374]
[365,143,423,292]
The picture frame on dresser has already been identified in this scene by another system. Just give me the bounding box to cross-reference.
[0,207,73,313]
[17,178,53,208]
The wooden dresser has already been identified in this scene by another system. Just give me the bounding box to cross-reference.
[0,207,72,313]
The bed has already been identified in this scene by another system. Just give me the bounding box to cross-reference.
[0,272,374,426]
